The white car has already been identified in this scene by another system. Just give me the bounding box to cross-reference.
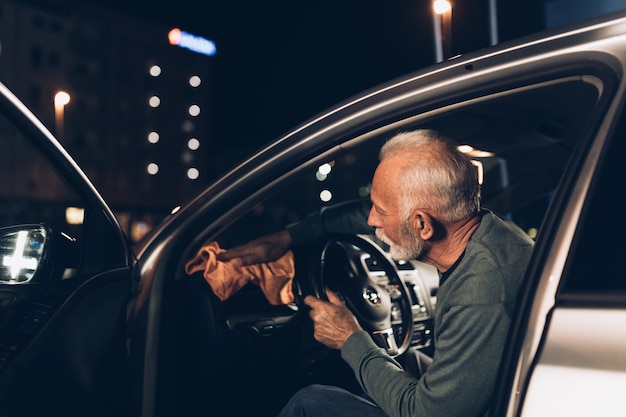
[0,8,625,417]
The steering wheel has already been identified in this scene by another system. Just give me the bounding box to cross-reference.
[305,234,414,357]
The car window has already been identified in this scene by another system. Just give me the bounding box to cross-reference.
[0,107,88,284]
[558,104,626,299]
[0,112,83,237]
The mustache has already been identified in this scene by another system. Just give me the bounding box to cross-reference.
[375,228,391,245]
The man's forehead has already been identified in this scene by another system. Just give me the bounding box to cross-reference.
[370,173,398,213]
[373,157,403,189]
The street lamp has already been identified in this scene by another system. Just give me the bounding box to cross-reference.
[488,0,498,45]
[432,0,452,63]
[54,90,70,141]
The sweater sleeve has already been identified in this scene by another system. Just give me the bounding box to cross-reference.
[342,302,510,417]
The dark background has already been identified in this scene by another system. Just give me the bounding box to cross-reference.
[84,0,546,163]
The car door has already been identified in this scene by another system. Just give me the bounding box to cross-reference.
[489,13,626,417]
[497,86,626,417]
[0,82,134,417]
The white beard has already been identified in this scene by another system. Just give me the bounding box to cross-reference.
[375,221,424,260]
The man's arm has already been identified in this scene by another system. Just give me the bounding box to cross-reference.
[218,199,372,265]
[287,199,372,245]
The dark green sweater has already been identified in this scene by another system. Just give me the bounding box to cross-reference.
[340,210,534,417]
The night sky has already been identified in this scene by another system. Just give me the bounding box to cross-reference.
[84,0,546,165]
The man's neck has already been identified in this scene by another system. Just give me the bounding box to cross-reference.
[420,213,481,273]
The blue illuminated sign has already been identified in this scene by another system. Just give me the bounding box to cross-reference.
[168,28,216,57]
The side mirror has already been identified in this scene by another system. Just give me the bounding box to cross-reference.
[0,224,53,284]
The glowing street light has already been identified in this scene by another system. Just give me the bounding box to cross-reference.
[433,0,451,14]
[432,0,452,63]
[54,90,70,141]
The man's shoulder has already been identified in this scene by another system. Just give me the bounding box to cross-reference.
[476,209,535,248]
[440,211,533,305]
[457,210,534,280]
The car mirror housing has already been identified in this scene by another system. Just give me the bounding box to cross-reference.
[0,224,51,284]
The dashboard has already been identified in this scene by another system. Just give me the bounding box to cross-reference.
[362,254,438,356]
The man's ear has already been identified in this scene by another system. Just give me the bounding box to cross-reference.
[412,209,435,240]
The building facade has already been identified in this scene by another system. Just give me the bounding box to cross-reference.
[0,0,214,239]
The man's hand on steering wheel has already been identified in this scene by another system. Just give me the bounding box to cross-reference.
[304,289,363,350]
[306,235,414,357]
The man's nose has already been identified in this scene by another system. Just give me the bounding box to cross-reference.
[367,207,380,228]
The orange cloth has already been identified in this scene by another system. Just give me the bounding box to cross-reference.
[184,241,295,305]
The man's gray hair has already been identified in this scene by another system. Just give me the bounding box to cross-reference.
[379,129,481,223]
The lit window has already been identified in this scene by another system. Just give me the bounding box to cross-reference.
[149,96,161,108]
[181,151,193,164]
[149,65,161,77]
[189,75,201,87]
[148,131,160,144]
[182,120,194,133]
[65,207,84,225]
[187,167,200,180]
[187,138,200,150]
[147,162,159,175]
[188,104,200,117]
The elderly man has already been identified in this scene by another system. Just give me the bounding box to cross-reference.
[220,129,534,417]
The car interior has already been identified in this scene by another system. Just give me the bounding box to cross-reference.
[165,74,606,416]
